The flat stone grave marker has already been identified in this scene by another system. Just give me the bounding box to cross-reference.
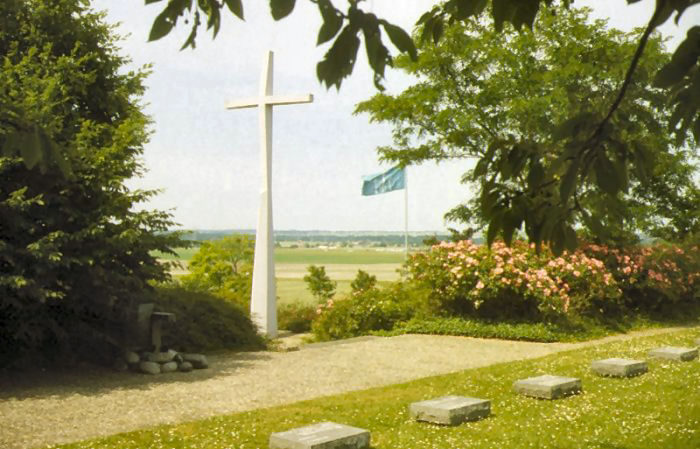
[648,346,698,362]
[591,358,648,378]
[513,375,582,400]
[269,422,370,449]
[410,395,490,425]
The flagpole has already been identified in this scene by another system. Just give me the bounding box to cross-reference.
[404,167,408,259]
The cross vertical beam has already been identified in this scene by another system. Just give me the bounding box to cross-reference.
[225,51,313,337]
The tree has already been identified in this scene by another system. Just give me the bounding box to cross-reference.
[142,0,700,250]
[180,235,255,306]
[6,1,700,251]
[355,6,699,249]
[144,0,700,136]
[0,0,183,366]
[303,265,337,302]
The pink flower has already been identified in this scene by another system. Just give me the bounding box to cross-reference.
[494,267,504,275]
[476,280,485,289]
[573,270,581,277]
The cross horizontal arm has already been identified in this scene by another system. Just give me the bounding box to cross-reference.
[225,94,313,110]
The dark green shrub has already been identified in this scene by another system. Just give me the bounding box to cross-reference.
[153,285,265,352]
[278,302,316,333]
[0,0,184,368]
[312,283,420,340]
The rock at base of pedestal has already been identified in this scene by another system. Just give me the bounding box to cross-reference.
[138,361,161,375]
[182,353,208,369]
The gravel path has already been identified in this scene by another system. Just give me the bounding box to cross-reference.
[0,327,687,449]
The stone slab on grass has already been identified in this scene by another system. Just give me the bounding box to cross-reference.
[269,422,370,449]
[410,395,491,425]
[648,346,698,362]
[513,375,582,400]
[591,358,648,378]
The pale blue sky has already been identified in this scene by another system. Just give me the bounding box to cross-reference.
[92,1,698,232]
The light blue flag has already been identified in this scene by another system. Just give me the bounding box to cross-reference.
[362,166,405,196]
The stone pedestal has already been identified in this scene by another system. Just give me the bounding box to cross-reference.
[513,375,582,399]
[150,312,175,352]
[591,358,648,378]
[410,395,490,425]
[269,422,370,449]
[648,346,698,362]
[125,303,154,349]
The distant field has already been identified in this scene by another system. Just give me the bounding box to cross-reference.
[276,279,352,305]
[155,247,407,264]
[275,248,406,264]
[276,263,401,281]
[277,279,394,305]
[157,246,404,305]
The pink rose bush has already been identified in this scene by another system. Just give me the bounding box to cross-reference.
[311,239,698,341]
[582,243,699,312]
[405,240,698,320]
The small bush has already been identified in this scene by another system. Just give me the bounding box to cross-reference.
[278,302,317,333]
[350,269,378,294]
[153,285,265,352]
[303,265,336,302]
[179,235,254,310]
[312,283,421,340]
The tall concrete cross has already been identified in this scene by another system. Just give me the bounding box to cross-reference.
[225,51,313,337]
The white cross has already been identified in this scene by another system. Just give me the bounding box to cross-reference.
[225,51,313,337]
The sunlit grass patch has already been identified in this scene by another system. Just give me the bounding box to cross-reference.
[57,328,700,449]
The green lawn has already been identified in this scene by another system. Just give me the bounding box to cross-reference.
[58,329,700,448]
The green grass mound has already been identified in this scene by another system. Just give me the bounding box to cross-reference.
[153,285,265,353]
[57,329,700,449]
[379,316,602,342]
